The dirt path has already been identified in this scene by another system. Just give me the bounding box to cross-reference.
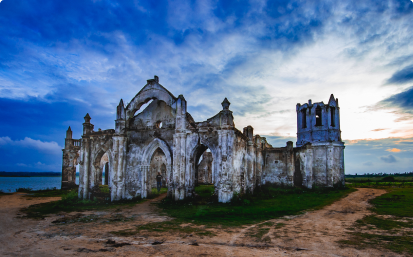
[0,188,403,256]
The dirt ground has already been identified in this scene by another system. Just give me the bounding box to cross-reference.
[0,188,404,256]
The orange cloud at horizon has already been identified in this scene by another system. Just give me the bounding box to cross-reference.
[386,148,401,153]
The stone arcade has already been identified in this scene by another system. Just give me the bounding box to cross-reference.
[61,76,345,203]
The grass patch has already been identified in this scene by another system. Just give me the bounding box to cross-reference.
[195,184,215,198]
[21,189,144,219]
[274,222,285,229]
[246,227,271,241]
[356,215,413,231]
[370,188,413,217]
[23,188,75,197]
[112,220,216,237]
[158,184,354,227]
[52,213,134,225]
[340,233,413,254]
[148,187,168,198]
[340,186,413,255]
[346,180,413,188]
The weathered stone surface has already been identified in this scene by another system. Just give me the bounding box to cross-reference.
[62,76,345,203]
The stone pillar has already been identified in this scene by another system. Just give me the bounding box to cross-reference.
[110,136,127,201]
[172,134,179,200]
[247,140,255,193]
[79,137,91,199]
[180,134,186,198]
[110,137,119,201]
[166,164,173,198]
[140,165,149,198]
[326,144,334,187]
[304,146,313,188]
[115,136,127,200]
[339,145,345,186]
[255,139,263,187]
[286,141,295,186]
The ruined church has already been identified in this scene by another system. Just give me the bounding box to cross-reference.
[62,76,345,203]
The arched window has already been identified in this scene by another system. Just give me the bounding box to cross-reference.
[315,106,322,126]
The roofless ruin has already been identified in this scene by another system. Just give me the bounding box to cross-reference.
[62,76,345,202]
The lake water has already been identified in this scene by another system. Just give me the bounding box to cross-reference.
[0,177,80,192]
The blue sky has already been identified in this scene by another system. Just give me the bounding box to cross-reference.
[0,0,413,174]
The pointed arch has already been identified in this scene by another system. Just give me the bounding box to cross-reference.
[126,82,177,121]
[142,138,172,166]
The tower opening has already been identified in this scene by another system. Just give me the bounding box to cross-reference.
[330,107,336,127]
[315,106,322,126]
[301,109,307,128]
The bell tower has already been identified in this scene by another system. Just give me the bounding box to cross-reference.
[296,94,341,147]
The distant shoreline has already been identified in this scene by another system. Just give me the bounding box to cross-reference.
[0,172,80,178]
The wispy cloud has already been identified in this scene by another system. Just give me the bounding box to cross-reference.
[386,65,413,85]
[0,137,62,153]
[1,0,413,171]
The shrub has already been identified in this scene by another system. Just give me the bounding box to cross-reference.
[382,176,396,182]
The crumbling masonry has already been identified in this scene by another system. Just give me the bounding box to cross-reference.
[62,76,345,203]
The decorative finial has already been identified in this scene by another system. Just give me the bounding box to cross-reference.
[221,98,230,110]
[154,75,159,83]
[84,113,91,123]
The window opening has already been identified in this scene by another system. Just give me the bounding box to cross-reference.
[330,107,335,127]
[75,164,80,185]
[156,121,163,128]
[315,106,322,126]
[134,99,154,117]
[301,109,307,128]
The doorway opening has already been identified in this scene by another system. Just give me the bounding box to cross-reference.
[99,152,109,186]
[150,148,167,195]
[193,145,215,199]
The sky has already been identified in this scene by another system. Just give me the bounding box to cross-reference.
[0,0,412,175]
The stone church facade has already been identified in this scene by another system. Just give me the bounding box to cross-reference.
[61,76,345,203]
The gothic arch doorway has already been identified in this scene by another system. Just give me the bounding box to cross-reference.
[142,138,173,197]
[149,147,167,191]
[93,150,111,187]
[190,143,215,197]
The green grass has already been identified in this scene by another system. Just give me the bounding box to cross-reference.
[246,227,271,241]
[52,213,135,225]
[195,185,215,198]
[149,187,168,198]
[370,188,413,217]
[346,175,413,183]
[346,181,413,188]
[356,215,413,231]
[112,220,216,237]
[340,233,413,254]
[24,188,75,197]
[21,188,145,219]
[157,184,354,227]
[339,186,413,255]
[112,185,352,237]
